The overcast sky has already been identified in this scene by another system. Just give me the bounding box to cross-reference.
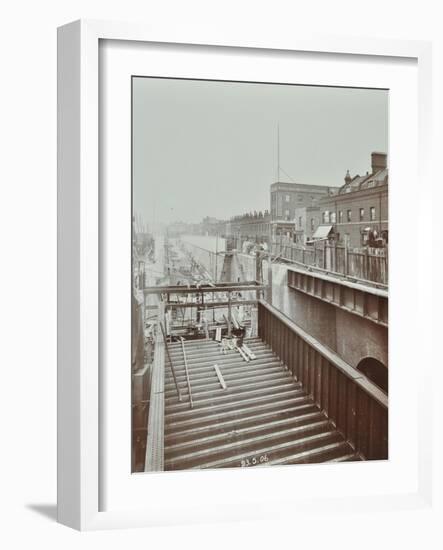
[133,77,388,225]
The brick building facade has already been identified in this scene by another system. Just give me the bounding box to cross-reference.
[174,155,387,251]
[228,210,271,243]
[317,152,388,248]
[270,181,331,239]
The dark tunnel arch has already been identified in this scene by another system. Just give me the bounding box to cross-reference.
[357,357,388,394]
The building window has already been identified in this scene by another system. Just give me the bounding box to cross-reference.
[338,211,343,223]
[298,216,302,228]
[285,194,290,202]
[310,218,315,231]
[330,212,336,224]
[347,209,352,222]
[370,206,376,221]
[359,208,365,221]
[285,209,290,219]
[322,211,330,223]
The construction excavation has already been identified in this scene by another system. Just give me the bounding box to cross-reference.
[130,79,389,474]
[132,230,388,472]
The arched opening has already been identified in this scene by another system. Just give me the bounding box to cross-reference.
[357,357,388,394]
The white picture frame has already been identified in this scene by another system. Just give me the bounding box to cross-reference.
[57,19,434,531]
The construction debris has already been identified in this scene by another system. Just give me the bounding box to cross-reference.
[213,364,227,390]
[242,343,256,360]
[235,343,250,362]
[218,336,256,363]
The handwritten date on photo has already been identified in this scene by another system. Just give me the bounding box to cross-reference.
[240,454,269,467]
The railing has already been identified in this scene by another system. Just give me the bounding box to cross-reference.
[144,284,263,470]
[180,337,194,409]
[270,242,388,285]
[160,322,182,402]
[257,299,388,460]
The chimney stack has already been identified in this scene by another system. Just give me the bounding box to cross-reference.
[371,152,387,174]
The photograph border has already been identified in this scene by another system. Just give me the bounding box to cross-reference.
[57,19,433,531]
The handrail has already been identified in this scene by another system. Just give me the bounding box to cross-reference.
[159,322,182,402]
[269,241,388,287]
[180,337,193,409]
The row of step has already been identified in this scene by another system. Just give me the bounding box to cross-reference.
[163,337,360,470]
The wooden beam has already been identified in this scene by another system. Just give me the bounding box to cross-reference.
[165,299,258,309]
[142,283,266,295]
[214,364,227,390]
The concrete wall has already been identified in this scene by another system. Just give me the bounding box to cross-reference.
[268,262,296,320]
[231,252,256,282]
[287,291,337,351]
[286,289,388,368]
[233,254,295,319]
[335,308,388,368]
[234,253,388,370]
[286,285,387,369]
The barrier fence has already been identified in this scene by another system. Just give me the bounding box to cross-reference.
[270,241,388,285]
[257,299,388,460]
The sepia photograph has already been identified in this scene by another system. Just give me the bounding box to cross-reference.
[131,77,389,473]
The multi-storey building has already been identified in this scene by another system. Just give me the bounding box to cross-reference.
[228,210,271,243]
[167,220,200,237]
[270,181,332,239]
[293,205,323,245]
[199,216,227,237]
[317,152,388,248]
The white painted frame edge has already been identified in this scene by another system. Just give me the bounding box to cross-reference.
[57,19,433,531]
